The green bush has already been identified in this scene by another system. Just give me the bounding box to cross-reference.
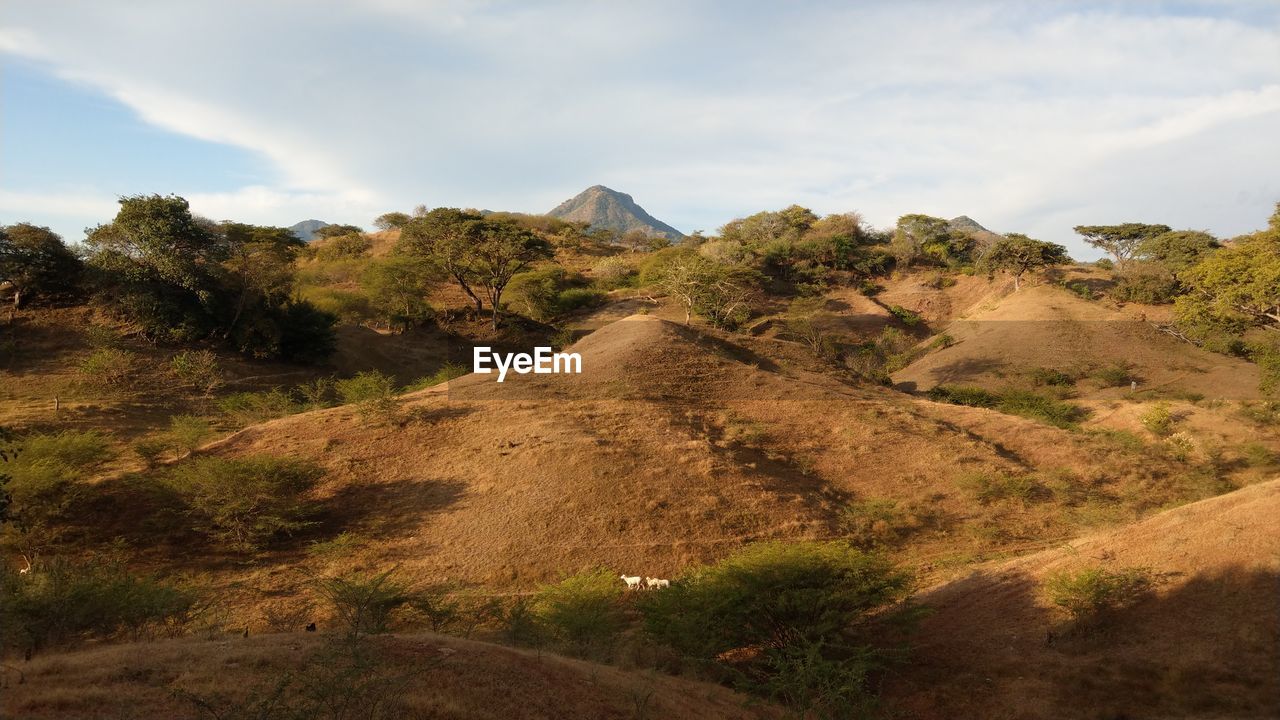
[533,568,625,653]
[926,385,999,407]
[314,567,413,638]
[404,363,468,391]
[170,350,224,396]
[995,389,1085,428]
[162,456,323,551]
[1030,367,1076,387]
[556,287,607,314]
[336,371,399,424]
[6,431,113,535]
[1110,271,1181,304]
[1139,402,1175,436]
[77,348,137,391]
[217,388,300,425]
[840,498,924,548]
[133,438,167,469]
[0,555,197,655]
[888,305,922,327]
[591,256,637,289]
[168,415,212,458]
[1093,364,1132,388]
[1044,566,1153,624]
[640,541,909,658]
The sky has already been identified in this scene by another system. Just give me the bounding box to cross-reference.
[2,1,1279,257]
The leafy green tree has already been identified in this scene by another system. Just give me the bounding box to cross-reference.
[470,220,553,329]
[312,224,364,240]
[360,255,439,330]
[373,212,412,231]
[1176,211,1279,335]
[656,254,758,328]
[1138,230,1219,279]
[0,223,83,307]
[1073,223,1171,269]
[891,214,969,267]
[980,234,1070,289]
[720,205,818,247]
[398,208,487,313]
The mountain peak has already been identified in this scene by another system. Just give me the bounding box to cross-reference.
[548,186,683,241]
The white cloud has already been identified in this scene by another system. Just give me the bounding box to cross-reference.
[2,1,1279,254]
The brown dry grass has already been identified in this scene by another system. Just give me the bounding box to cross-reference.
[1,631,779,719]
[883,478,1280,719]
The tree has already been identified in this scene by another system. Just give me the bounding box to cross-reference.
[656,255,758,328]
[373,212,412,231]
[0,223,83,307]
[470,220,552,329]
[398,208,487,314]
[980,234,1070,289]
[313,224,364,240]
[1138,230,1219,279]
[218,222,303,340]
[1073,223,1171,269]
[360,255,439,330]
[890,214,959,267]
[1176,221,1280,334]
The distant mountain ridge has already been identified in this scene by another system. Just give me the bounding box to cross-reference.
[548,185,683,241]
[289,219,330,242]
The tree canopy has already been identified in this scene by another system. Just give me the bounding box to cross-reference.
[980,234,1070,289]
[1073,223,1171,268]
[0,223,83,307]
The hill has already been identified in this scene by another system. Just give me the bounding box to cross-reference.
[885,478,1280,719]
[1,631,780,719]
[891,283,1260,400]
[548,185,683,241]
[145,312,1220,624]
[289,219,330,242]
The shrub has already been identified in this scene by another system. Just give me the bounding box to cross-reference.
[217,388,300,425]
[556,287,607,314]
[927,385,999,407]
[639,541,909,659]
[170,350,224,396]
[1030,367,1076,387]
[1044,566,1153,625]
[313,233,372,261]
[314,567,413,638]
[0,554,197,655]
[133,438,167,469]
[336,371,399,424]
[534,568,625,653]
[1110,270,1181,304]
[1093,364,1132,388]
[1164,432,1197,462]
[1242,443,1275,467]
[1095,258,1114,270]
[840,498,934,548]
[77,348,136,391]
[168,415,212,458]
[296,376,336,410]
[6,431,113,535]
[592,256,636,288]
[995,389,1085,428]
[404,363,468,391]
[1139,402,1175,436]
[408,584,463,633]
[960,471,1047,505]
[888,305,922,327]
[162,456,323,551]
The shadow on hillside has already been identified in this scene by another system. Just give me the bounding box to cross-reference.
[668,322,782,373]
[885,564,1280,719]
[318,477,469,540]
[914,356,1008,385]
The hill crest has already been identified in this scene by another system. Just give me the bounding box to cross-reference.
[548,185,683,241]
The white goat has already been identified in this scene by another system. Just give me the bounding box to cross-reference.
[645,577,670,590]
[620,575,643,590]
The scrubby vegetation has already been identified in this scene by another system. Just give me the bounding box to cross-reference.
[1044,565,1155,627]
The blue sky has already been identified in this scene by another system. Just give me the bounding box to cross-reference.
[2,1,1279,256]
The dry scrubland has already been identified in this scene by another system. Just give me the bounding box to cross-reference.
[2,218,1279,719]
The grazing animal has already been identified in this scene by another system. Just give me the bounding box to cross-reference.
[620,575,643,590]
[645,577,670,590]
[17,554,31,576]
[305,622,317,632]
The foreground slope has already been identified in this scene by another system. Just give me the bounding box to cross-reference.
[2,632,779,720]
[886,478,1280,719]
